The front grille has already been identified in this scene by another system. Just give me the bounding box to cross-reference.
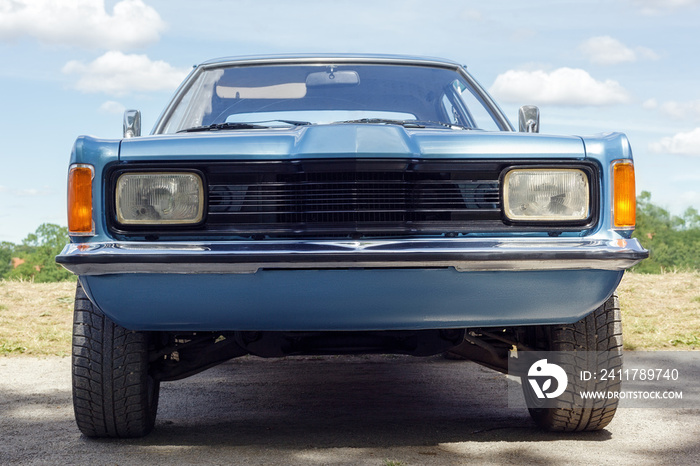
[107,159,599,238]
[204,160,502,235]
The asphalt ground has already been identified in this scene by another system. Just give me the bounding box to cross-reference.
[1,354,698,465]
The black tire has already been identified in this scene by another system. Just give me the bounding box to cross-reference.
[71,281,160,438]
[524,294,623,432]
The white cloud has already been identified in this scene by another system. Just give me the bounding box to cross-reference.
[489,68,631,106]
[632,0,700,15]
[579,36,659,65]
[650,128,700,156]
[16,188,40,197]
[580,36,635,65]
[643,98,658,109]
[643,98,700,120]
[460,9,483,21]
[658,100,700,120]
[8,187,53,197]
[636,47,661,61]
[0,0,165,50]
[63,51,190,96]
[99,100,126,114]
[511,29,537,42]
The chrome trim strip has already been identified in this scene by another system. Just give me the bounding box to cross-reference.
[198,55,464,70]
[57,238,648,276]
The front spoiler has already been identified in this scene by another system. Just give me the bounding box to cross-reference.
[57,237,648,275]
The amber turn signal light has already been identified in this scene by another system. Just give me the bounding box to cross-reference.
[613,160,636,229]
[68,164,94,235]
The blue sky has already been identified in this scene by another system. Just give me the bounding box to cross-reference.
[1,0,699,243]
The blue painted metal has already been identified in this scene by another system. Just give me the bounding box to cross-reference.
[118,125,587,161]
[60,55,647,331]
[68,136,119,244]
[79,268,624,331]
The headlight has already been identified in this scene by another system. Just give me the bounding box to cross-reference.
[503,169,590,222]
[116,172,204,225]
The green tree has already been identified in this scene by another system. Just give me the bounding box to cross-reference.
[0,241,15,277]
[4,223,75,282]
[632,191,700,273]
[680,207,700,230]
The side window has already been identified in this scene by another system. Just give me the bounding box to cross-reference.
[459,86,501,131]
[441,94,459,125]
[162,69,224,133]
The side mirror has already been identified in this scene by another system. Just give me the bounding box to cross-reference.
[518,106,540,133]
[123,110,141,138]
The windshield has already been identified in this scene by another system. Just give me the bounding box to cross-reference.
[158,63,506,134]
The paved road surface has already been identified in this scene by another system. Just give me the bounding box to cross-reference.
[1,355,698,465]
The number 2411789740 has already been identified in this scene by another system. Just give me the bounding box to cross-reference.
[581,368,680,381]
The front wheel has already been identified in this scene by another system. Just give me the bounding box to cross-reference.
[71,281,160,438]
[523,294,623,432]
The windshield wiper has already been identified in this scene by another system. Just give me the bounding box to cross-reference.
[337,118,424,127]
[178,122,269,133]
[335,118,470,130]
[254,119,312,126]
[178,120,312,133]
[413,120,472,130]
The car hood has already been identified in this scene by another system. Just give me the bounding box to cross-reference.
[118,124,587,161]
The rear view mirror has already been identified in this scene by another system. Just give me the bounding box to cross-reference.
[306,70,359,87]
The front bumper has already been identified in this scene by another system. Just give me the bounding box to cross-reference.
[57,237,647,275]
[56,237,647,332]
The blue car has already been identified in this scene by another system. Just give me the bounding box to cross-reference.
[57,54,647,437]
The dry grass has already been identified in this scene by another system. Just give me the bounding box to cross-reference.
[0,272,698,356]
[618,271,700,350]
[0,280,76,356]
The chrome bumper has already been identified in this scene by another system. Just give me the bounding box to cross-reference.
[57,237,648,276]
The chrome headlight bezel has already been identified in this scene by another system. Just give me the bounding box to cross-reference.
[500,165,596,226]
[114,170,206,227]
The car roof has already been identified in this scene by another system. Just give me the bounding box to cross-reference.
[198,53,464,69]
